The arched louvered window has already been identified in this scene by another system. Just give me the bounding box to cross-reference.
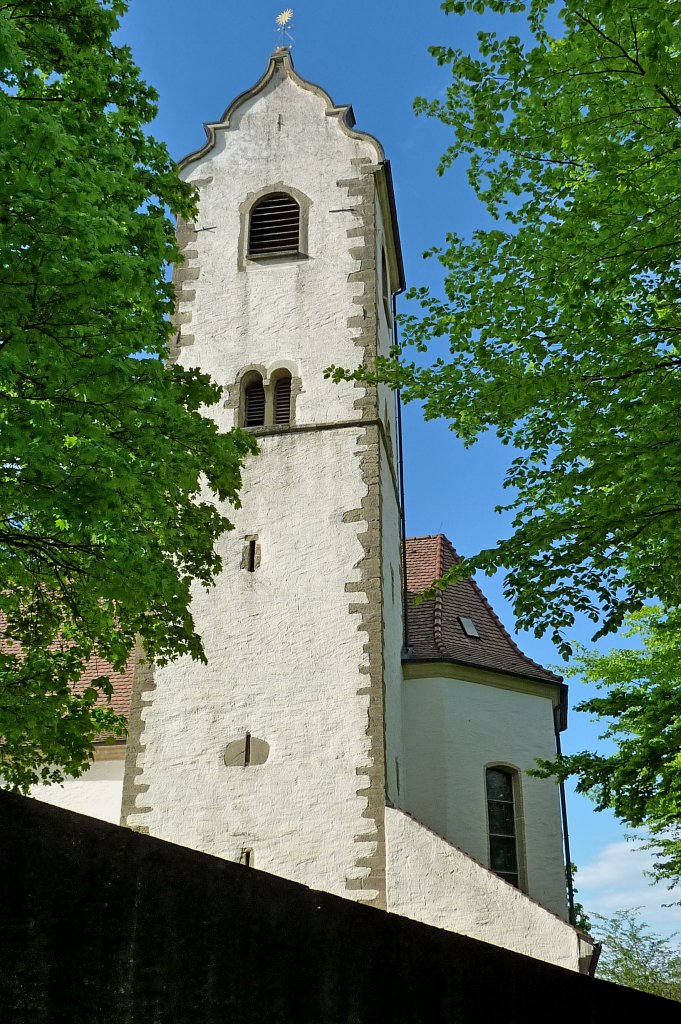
[486,767,519,888]
[273,373,292,425]
[244,377,265,427]
[249,193,300,257]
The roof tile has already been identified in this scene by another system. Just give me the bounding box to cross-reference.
[405,535,562,685]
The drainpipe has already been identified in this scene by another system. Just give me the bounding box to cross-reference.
[554,694,576,926]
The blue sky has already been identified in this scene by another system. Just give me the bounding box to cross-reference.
[117,0,681,934]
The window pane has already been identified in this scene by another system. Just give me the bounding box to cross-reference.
[490,835,518,874]
[497,871,519,888]
[486,768,513,802]
[487,767,520,887]
[488,800,515,838]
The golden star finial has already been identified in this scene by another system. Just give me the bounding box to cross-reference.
[275,9,294,48]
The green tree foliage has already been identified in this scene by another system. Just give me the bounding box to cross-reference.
[568,863,592,933]
[593,908,681,1000]
[332,0,681,653]
[0,2,256,790]
[538,607,681,884]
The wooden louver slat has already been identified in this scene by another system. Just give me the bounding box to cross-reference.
[249,193,300,256]
[244,380,265,426]
[274,376,292,425]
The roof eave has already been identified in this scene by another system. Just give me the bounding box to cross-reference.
[380,160,406,292]
[402,655,564,688]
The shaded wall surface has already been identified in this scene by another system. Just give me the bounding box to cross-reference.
[0,792,677,1024]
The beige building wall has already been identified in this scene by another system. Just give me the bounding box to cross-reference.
[400,666,568,918]
[386,808,591,972]
[29,755,125,825]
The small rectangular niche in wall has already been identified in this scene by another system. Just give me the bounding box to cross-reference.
[239,848,254,868]
[224,735,270,767]
[241,535,261,572]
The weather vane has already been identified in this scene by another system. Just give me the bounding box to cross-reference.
[275,9,294,49]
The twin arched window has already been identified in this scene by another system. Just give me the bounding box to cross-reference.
[242,370,292,427]
[248,193,301,257]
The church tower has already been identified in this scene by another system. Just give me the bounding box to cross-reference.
[110,49,595,973]
[121,49,405,908]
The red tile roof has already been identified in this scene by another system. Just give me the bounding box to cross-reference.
[404,535,562,685]
[71,655,135,719]
[0,615,135,722]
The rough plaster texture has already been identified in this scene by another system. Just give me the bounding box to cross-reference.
[125,428,385,899]
[386,807,589,972]
[175,67,385,432]
[29,760,124,825]
[121,53,408,907]
[401,670,568,918]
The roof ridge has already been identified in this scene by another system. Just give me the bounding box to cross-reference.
[439,533,462,566]
[406,533,452,543]
[433,535,447,657]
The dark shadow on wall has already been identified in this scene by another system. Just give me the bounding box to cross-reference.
[0,791,677,1024]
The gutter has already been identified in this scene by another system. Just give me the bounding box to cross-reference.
[554,704,576,926]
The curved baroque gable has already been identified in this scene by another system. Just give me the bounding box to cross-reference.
[179,49,385,171]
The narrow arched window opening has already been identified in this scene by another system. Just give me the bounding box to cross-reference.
[486,767,519,888]
[244,378,265,426]
[273,373,292,425]
[381,247,392,324]
[249,193,300,256]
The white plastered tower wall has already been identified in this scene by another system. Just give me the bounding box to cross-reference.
[374,193,405,807]
[120,50,404,908]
